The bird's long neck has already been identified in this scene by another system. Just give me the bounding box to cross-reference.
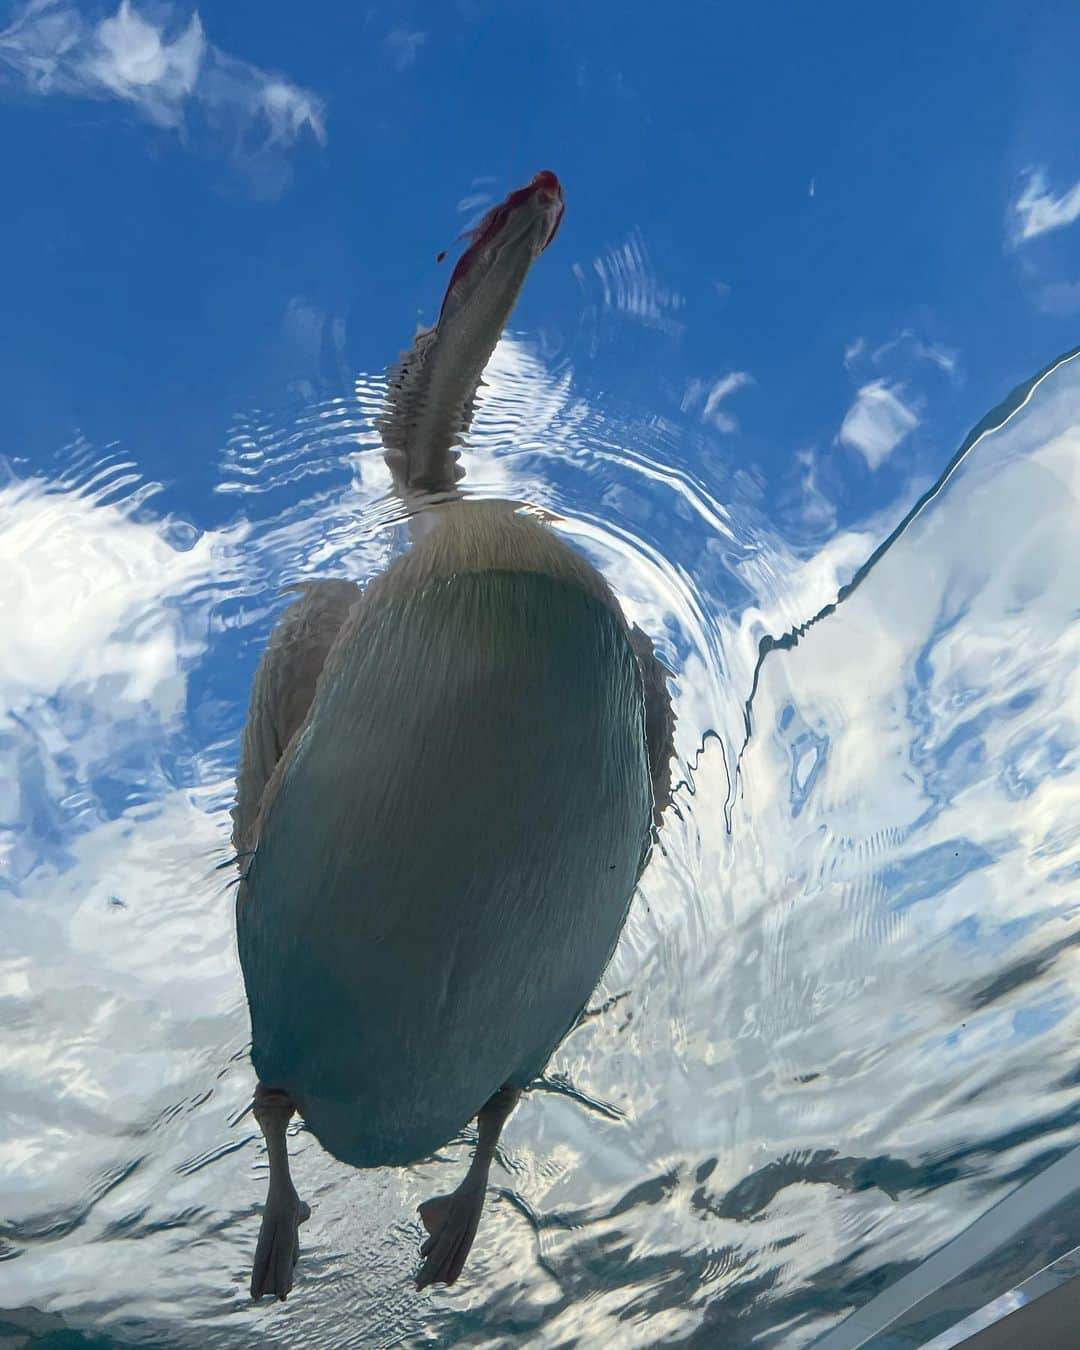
[375,172,562,513]
[376,247,534,504]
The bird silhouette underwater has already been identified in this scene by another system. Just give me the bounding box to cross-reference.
[232,169,675,1300]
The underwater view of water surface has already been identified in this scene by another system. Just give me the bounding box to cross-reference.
[3,3,1080,1347]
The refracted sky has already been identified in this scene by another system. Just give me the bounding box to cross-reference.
[2,3,1080,1346]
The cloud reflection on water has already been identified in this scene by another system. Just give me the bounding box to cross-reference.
[0,343,1078,1346]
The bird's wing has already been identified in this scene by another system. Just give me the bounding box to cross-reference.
[628,625,676,826]
[232,579,362,853]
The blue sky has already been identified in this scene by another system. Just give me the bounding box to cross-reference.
[2,0,1080,537]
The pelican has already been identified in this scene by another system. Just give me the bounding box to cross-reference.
[233,169,674,1299]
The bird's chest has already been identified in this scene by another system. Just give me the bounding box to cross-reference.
[239,570,651,1106]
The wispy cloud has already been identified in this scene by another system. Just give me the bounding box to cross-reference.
[384,27,424,71]
[911,340,956,375]
[843,337,866,370]
[457,190,493,215]
[837,379,918,470]
[0,0,325,194]
[1011,167,1080,243]
[846,331,958,377]
[868,330,957,376]
[682,371,753,433]
[1035,279,1080,316]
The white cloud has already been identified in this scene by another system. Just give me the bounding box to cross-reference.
[837,379,919,469]
[0,468,243,886]
[703,371,751,419]
[0,474,222,716]
[0,0,324,191]
[1012,167,1080,243]
[384,27,425,71]
[86,0,203,124]
[843,336,866,369]
[681,370,752,433]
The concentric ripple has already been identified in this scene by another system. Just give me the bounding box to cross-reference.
[2,340,1079,1348]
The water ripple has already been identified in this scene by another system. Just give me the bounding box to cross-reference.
[2,338,1079,1346]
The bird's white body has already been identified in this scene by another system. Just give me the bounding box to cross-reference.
[237,502,652,1166]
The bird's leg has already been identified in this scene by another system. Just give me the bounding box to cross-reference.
[416,1082,521,1289]
[250,1082,310,1301]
